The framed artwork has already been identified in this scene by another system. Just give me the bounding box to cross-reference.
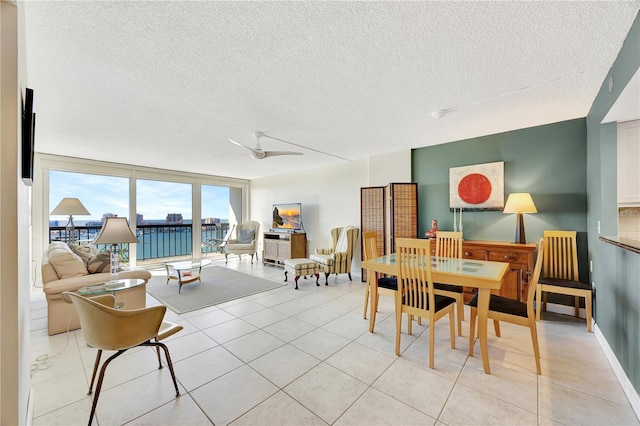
[449,161,504,210]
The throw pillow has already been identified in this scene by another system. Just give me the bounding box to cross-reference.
[87,253,112,274]
[48,251,88,279]
[69,243,99,266]
[237,229,255,244]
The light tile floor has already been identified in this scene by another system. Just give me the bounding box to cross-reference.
[29,257,640,425]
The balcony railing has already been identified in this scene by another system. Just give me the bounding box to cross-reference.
[49,223,231,261]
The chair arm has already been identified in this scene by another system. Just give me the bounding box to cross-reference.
[315,248,334,255]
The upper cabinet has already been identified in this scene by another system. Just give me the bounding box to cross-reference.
[617,120,640,206]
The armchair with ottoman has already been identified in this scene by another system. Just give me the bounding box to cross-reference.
[41,241,151,335]
[310,225,360,284]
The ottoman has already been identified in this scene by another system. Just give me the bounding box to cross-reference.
[284,258,322,290]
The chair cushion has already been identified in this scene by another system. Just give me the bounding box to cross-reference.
[469,293,527,318]
[433,283,463,293]
[539,278,591,291]
[403,293,455,312]
[378,277,397,290]
[309,253,334,266]
[237,229,255,244]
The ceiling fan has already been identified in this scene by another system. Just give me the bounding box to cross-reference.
[228,131,350,161]
[228,131,303,160]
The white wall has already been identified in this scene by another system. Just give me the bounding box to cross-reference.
[250,150,412,276]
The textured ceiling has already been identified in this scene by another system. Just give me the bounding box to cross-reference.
[24,1,640,180]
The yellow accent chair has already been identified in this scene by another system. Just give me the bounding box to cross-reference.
[433,231,465,336]
[395,238,456,369]
[536,230,593,332]
[469,238,543,375]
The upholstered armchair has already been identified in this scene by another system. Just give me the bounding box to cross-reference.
[225,220,260,264]
[310,225,359,283]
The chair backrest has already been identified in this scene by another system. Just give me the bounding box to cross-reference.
[543,230,579,281]
[435,231,463,258]
[236,221,260,245]
[363,231,380,261]
[526,239,545,315]
[396,238,434,311]
[62,292,166,351]
[333,226,359,254]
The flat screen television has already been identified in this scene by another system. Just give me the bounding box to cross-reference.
[272,203,303,231]
[21,88,35,186]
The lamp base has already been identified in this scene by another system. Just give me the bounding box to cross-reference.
[514,213,527,244]
[109,244,120,283]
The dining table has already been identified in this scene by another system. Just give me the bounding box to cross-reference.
[362,253,509,374]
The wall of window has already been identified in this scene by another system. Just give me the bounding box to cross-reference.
[35,154,249,267]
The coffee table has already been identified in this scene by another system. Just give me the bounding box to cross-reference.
[77,278,146,309]
[163,259,212,293]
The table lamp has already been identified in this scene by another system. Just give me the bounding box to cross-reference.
[50,198,90,244]
[503,193,537,244]
[93,217,139,283]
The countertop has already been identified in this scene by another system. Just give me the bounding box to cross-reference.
[599,236,640,254]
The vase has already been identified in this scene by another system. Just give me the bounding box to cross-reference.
[425,219,438,239]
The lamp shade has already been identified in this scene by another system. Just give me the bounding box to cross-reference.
[93,217,139,245]
[503,193,537,214]
[50,198,90,216]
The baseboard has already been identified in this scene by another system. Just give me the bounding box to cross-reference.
[594,323,640,421]
[25,387,34,426]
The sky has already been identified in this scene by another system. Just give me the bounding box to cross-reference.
[49,171,230,223]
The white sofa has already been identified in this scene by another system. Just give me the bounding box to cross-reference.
[41,242,151,335]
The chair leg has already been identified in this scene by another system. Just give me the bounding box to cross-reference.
[449,309,456,349]
[468,307,477,356]
[493,320,501,337]
[89,349,126,425]
[528,318,542,375]
[87,350,103,395]
[225,253,228,264]
[144,342,181,398]
[363,282,370,319]
[348,272,352,281]
[429,315,435,369]
[456,297,463,337]
[574,295,580,318]
[585,292,593,333]
[155,345,162,369]
[395,298,402,356]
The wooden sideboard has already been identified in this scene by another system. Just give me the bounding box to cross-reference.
[263,232,307,267]
[432,240,537,302]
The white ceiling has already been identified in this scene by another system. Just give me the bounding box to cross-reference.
[24,1,640,180]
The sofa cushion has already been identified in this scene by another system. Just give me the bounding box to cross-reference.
[237,229,255,244]
[48,250,88,279]
[87,253,112,274]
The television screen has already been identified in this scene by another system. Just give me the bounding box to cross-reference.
[21,88,35,186]
[272,203,302,230]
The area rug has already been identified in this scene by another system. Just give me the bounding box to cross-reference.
[146,266,286,314]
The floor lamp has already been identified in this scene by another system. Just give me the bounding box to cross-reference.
[93,217,139,283]
[503,193,537,244]
[50,198,90,244]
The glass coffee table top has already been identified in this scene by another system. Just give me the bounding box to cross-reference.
[77,278,146,295]
[163,258,212,293]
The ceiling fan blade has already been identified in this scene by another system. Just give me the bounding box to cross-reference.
[263,150,304,158]
[262,134,350,162]
[228,137,266,159]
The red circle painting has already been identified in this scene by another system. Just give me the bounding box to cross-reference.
[458,173,492,204]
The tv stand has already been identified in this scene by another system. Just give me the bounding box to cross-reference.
[263,232,307,267]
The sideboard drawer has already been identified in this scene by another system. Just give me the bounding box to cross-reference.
[463,249,487,260]
[487,250,529,265]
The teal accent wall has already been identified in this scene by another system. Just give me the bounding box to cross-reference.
[586,11,640,396]
[412,118,589,280]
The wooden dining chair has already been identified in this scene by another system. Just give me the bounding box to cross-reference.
[395,238,456,369]
[362,231,397,319]
[433,231,465,336]
[469,238,543,374]
[536,230,593,332]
